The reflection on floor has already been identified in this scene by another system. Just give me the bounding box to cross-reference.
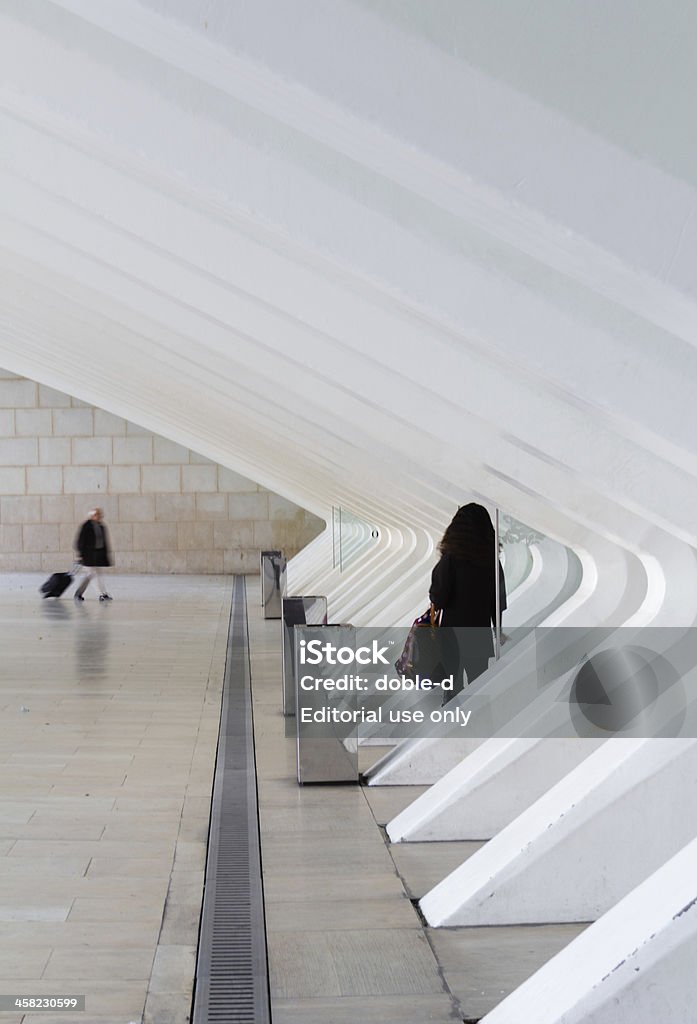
[0,571,588,1024]
[0,573,231,1024]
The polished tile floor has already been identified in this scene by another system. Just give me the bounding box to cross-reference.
[1,572,585,1024]
[0,573,231,1024]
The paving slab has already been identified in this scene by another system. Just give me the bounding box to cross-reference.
[390,840,485,899]
[265,896,419,932]
[269,928,445,999]
[271,994,460,1023]
[361,783,431,824]
[429,923,589,1020]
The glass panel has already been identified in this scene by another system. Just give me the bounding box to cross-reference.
[332,506,380,572]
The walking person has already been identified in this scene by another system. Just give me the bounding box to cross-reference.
[429,503,505,700]
[74,507,113,602]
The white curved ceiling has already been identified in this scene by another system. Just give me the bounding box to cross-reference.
[2,0,697,621]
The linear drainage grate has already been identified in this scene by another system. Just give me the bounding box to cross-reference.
[192,576,271,1024]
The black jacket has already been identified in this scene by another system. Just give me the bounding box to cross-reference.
[75,520,112,568]
[429,553,506,628]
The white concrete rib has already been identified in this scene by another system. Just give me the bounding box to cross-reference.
[478,834,697,1024]
[420,738,697,926]
[2,4,697,1021]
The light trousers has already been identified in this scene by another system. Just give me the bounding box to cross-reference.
[74,566,108,597]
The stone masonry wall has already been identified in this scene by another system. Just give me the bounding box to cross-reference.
[0,370,325,573]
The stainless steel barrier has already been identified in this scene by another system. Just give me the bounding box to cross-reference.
[261,551,286,619]
[294,624,358,784]
[281,596,328,716]
[259,550,282,606]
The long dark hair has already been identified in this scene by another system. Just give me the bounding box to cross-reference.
[438,503,494,566]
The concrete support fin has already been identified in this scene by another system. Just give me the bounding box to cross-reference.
[420,738,697,925]
[387,737,602,842]
[480,834,697,1024]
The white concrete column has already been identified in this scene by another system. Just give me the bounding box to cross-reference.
[479,834,697,1024]
[386,737,603,841]
[420,738,697,926]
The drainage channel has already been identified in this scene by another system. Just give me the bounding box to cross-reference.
[192,575,271,1024]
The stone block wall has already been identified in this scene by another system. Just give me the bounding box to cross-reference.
[0,370,325,573]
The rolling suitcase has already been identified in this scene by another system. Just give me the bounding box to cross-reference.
[40,567,77,599]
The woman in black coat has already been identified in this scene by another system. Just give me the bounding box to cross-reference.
[429,503,505,699]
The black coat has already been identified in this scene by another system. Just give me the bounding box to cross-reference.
[429,553,506,628]
[75,520,112,567]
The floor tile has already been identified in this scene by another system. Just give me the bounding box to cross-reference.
[146,945,197,993]
[361,783,431,825]
[268,928,445,998]
[0,905,70,922]
[263,871,405,904]
[157,902,202,945]
[265,896,419,932]
[390,840,485,899]
[0,573,231,1023]
[86,858,173,879]
[428,923,588,1019]
[68,898,165,923]
[271,993,459,1023]
[42,947,155,980]
[0,944,52,979]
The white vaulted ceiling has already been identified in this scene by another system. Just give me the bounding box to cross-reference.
[2,0,697,622]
